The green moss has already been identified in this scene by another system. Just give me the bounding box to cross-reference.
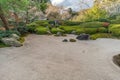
[90,33,112,40]
[51,28,64,34]
[35,27,49,34]
[18,37,25,43]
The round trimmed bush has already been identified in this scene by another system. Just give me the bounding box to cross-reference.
[98,27,108,33]
[35,27,49,35]
[51,28,64,34]
[90,33,112,40]
[109,24,120,37]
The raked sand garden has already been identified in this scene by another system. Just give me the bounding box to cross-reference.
[0,34,120,80]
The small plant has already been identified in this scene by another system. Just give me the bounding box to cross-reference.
[69,39,76,42]
[18,37,25,43]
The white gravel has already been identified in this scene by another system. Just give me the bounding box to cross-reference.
[0,34,120,80]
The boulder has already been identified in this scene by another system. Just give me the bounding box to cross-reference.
[62,39,68,42]
[11,34,20,40]
[1,38,23,47]
[76,33,90,40]
[56,32,62,36]
[71,31,76,34]
[47,31,52,35]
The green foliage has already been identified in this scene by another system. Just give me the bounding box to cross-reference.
[110,20,120,24]
[98,27,108,33]
[84,5,108,21]
[98,18,110,22]
[80,22,104,28]
[16,26,28,35]
[27,20,50,33]
[35,27,49,34]
[51,28,64,34]
[60,21,81,26]
[35,20,49,27]
[0,30,20,39]
[18,37,25,43]
[76,27,108,35]
[76,28,85,35]
[109,24,120,36]
[90,33,112,40]
[59,26,80,33]
[26,22,39,33]
[0,42,9,48]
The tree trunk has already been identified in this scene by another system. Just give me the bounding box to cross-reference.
[0,6,9,30]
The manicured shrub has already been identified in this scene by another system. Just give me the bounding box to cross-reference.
[26,22,39,33]
[16,26,28,35]
[80,22,104,28]
[59,26,81,33]
[35,20,49,27]
[109,24,120,36]
[76,28,85,35]
[98,18,110,22]
[0,30,20,39]
[110,20,120,24]
[35,27,49,34]
[60,21,81,26]
[90,33,112,40]
[98,27,108,33]
[59,26,74,33]
[84,28,97,34]
[51,28,64,34]
[77,28,97,35]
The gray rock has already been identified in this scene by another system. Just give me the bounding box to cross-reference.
[76,33,90,40]
[1,38,23,47]
[47,31,52,35]
[11,34,20,40]
[56,32,62,36]
[71,31,76,34]
[62,39,68,42]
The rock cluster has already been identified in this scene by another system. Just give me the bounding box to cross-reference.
[1,34,23,47]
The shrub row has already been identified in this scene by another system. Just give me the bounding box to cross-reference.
[90,33,112,40]
[109,24,120,37]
